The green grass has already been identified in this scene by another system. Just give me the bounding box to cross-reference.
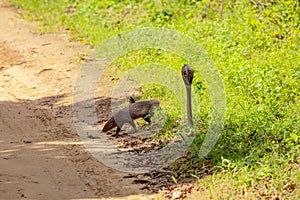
[8,0,300,198]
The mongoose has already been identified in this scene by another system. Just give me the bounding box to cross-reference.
[102,99,160,136]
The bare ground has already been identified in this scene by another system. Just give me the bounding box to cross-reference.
[0,2,165,199]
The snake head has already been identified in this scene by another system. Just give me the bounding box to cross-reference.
[181,64,194,86]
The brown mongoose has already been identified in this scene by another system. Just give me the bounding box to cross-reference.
[102,99,160,136]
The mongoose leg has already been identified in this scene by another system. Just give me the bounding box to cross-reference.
[112,126,121,137]
[143,115,151,124]
[129,121,137,132]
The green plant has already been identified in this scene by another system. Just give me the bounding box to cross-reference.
[8,0,300,198]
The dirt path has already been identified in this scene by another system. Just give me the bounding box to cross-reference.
[0,2,158,199]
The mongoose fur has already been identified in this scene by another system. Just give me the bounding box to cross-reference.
[102,99,160,136]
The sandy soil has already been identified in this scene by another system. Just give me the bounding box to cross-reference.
[0,2,161,199]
